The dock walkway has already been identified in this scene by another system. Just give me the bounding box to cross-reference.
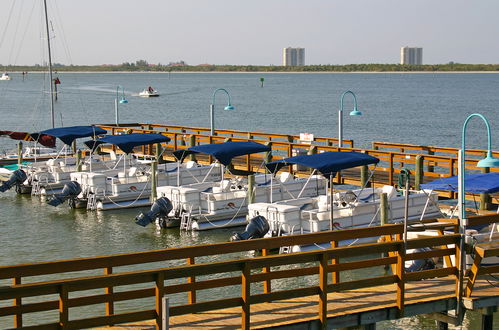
[106,277,498,329]
[2,214,499,329]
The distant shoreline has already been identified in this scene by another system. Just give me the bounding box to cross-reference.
[5,70,499,74]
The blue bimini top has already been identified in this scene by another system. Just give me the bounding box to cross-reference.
[421,172,499,194]
[96,133,171,154]
[39,126,107,145]
[172,141,271,166]
[265,151,380,177]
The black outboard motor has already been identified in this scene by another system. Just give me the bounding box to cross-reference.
[0,169,27,193]
[135,197,173,227]
[230,215,270,241]
[47,181,82,207]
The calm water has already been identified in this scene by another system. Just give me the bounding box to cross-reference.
[1,72,499,328]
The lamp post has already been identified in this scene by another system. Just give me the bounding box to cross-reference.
[115,85,128,126]
[210,88,234,135]
[338,91,362,148]
[456,113,499,317]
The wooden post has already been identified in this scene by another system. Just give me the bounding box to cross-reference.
[59,284,69,329]
[428,150,435,172]
[480,163,490,210]
[396,241,405,317]
[247,174,255,204]
[155,272,165,330]
[179,129,186,146]
[480,306,496,330]
[247,132,253,140]
[319,253,328,329]
[262,249,271,294]
[241,262,251,329]
[388,153,394,186]
[414,155,423,190]
[264,142,272,172]
[380,192,388,225]
[162,296,170,330]
[151,161,157,202]
[188,135,196,162]
[331,240,339,284]
[104,267,114,318]
[155,143,162,164]
[76,149,82,172]
[17,141,23,166]
[360,165,369,188]
[188,257,196,304]
[13,277,22,328]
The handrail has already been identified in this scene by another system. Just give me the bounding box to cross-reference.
[3,214,499,329]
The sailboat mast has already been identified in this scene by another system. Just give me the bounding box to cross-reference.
[43,0,55,128]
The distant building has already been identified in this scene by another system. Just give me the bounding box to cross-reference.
[400,47,423,65]
[283,47,305,66]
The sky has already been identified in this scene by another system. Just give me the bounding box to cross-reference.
[0,0,498,66]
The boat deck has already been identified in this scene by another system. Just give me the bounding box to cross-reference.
[103,277,499,329]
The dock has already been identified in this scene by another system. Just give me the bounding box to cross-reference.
[1,214,499,329]
[97,123,499,205]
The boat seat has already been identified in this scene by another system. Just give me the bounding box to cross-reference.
[381,185,397,199]
[278,172,294,183]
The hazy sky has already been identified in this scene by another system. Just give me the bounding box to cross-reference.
[0,0,498,66]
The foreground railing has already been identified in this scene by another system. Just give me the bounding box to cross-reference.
[5,214,499,329]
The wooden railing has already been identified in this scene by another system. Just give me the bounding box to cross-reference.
[5,214,499,329]
[95,123,498,205]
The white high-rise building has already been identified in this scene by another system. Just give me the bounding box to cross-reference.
[400,47,423,65]
[283,47,305,66]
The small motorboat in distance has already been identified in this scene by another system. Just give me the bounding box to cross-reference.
[0,73,11,81]
[139,86,160,97]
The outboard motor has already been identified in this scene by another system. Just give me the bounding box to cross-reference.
[405,247,436,272]
[47,181,82,207]
[0,169,27,193]
[230,215,270,241]
[135,197,173,227]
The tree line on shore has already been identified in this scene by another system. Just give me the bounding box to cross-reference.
[2,62,499,72]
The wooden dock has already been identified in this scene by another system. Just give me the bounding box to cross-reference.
[97,123,499,205]
[103,277,497,329]
[1,214,499,329]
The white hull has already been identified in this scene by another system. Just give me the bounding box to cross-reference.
[247,186,442,252]
[159,173,327,231]
[81,162,222,211]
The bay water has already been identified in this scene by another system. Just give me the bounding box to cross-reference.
[1,72,499,328]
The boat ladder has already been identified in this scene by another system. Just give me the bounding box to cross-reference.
[180,204,194,231]
[87,193,97,210]
[31,181,41,196]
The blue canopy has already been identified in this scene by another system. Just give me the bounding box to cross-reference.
[421,173,499,194]
[172,141,271,166]
[97,133,171,154]
[39,126,107,145]
[265,151,380,177]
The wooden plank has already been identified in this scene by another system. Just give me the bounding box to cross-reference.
[68,310,156,329]
[251,287,320,305]
[252,265,317,283]
[166,275,240,294]
[328,256,397,273]
[242,262,251,329]
[170,297,242,316]
[405,267,456,281]
[319,254,328,328]
[328,275,397,292]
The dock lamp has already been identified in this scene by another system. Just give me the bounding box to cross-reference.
[457,113,499,317]
[210,88,235,135]
[338,90,362,148]
[115,85,128,126]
